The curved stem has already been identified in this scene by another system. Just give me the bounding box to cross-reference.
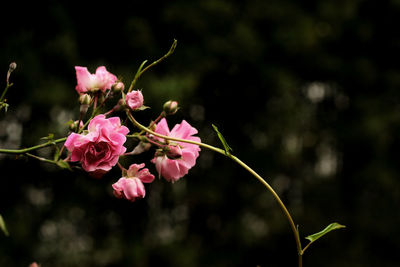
[128,39,177,93]
[126,111,303,266]
[0,137,67,154]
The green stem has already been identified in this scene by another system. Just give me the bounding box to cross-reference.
[128,39,177,93]
[25,153,56,164]
[126,111,303,266]
[0,137,67,154]
[0,83,11,103]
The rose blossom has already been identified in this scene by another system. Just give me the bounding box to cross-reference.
[65,115,129,177]
[151,118,201,182]
[126,90,144,110]
[112,163,155,202]
[75,66,117,94]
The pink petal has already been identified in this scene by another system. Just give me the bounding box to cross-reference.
[170,120,198,139]
[154,118,171,137]
[127,163,145,177]
[75,66,91,94]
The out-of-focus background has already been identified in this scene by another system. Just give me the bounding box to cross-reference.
[1,1,400,266]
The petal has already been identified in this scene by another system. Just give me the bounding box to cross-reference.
[137,168,155,183]
[180,149,198,169]
[127,163,145,177]
[95,66,117,91]
[163,158,187,182]
[88,115,106,132]
[75,66,92,94]
[170,120,198,139]
[154,118,170,137]
[64,133,80,151]
[124,178,145,200]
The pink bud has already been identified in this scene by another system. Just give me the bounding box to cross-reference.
[29,262,40,267]
[126,90,144,110]
[166,145,182,159]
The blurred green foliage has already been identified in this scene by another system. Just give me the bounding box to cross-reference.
[1,0,400,266]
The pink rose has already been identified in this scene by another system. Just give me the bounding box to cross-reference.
[65,115,129,177]
[126,90,144,110]
[75,66,117,94]
[112,163,155,202]
[151,118,201,182]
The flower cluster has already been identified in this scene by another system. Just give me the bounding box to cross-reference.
[64,66,201,201]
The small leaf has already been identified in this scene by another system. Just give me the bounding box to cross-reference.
[136,105,150,111]
[212,124,233,155]
[56,160,72,170]
[305,222,346,243]
[0,214,9,236]
[41,133,54,141]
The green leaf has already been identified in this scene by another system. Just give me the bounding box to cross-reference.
[136,105,150,111]
[305,222,346,243]
[135,60,148,78]
[41,133,54,141]
[0,214,9,236]
[212,124,233,155]
[56,160,72,171]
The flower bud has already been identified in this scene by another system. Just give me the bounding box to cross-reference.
[126,90,144,110]
[79,94,92,105]
[112,81,125,92]
[79,94,92,115]
[69,120,84,132]
[163,100,179,115]
[166,145,182,159]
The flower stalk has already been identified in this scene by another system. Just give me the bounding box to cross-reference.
[126,110,304,266]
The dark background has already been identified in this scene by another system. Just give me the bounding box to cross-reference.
[1,0,400,266]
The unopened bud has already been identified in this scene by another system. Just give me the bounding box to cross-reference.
[112,81,125,92]
[79,94,91,115]
[163,100,179,115]
[166,145,182,159]
[79,94,92,105]
[69,120,84,132]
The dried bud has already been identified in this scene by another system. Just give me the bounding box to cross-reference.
[7,62,17,84]
[8,62,17,73]
[131,141,152,155]
[163,100,179,115]
[112,81,125,92]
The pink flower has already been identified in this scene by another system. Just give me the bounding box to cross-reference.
[126,90,144,110]
[75,66,117,94]
[112,163,155,202]
[65,115,129,177]
[151,118,201,182]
